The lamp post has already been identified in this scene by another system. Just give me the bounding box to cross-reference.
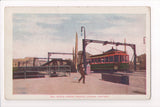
[81,26,87,74]
[81,26,86,39]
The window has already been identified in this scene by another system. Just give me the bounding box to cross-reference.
[125,55,129,62]
[92,59,94,63]
[98,58,101,63]
[114,55,119,62]
[109,56,113,62]
[122,56,125,62]
[102,58,105,62]
[120,55,122,62]
[124,56,127,62]
[95,59,98,63]
[105,57,108,62]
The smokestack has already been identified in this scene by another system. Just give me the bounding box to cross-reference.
[73,47,75,65]
[75,32,78,70]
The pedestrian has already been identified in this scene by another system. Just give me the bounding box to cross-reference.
[78,63,85,84]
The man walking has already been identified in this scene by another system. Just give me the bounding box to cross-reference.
[78,63,85,84]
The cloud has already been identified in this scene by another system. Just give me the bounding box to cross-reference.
[13,14,74,59]
[13,14,71,25]
[91,14,145,41]
[13,14,146,60]
[13,36,73,59]
[13,14,71,40]
[83,14,146,59]
[78,20,90,24]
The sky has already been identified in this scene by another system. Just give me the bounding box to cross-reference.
[13,14,146,61]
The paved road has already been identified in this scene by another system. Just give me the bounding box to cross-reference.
[13,71,146,95]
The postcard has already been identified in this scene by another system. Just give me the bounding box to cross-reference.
[4,6,150,100]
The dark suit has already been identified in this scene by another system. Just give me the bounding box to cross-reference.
[78,64,85,84]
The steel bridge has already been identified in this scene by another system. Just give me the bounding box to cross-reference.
[13,65,71,79]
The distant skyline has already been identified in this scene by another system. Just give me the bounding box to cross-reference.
[13,14,146,60]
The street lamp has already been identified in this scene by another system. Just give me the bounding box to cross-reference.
[81,26,86,39]
[81,26,87,74]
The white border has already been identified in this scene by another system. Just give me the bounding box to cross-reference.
[4,6,150,100]
[0,0,160,107]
